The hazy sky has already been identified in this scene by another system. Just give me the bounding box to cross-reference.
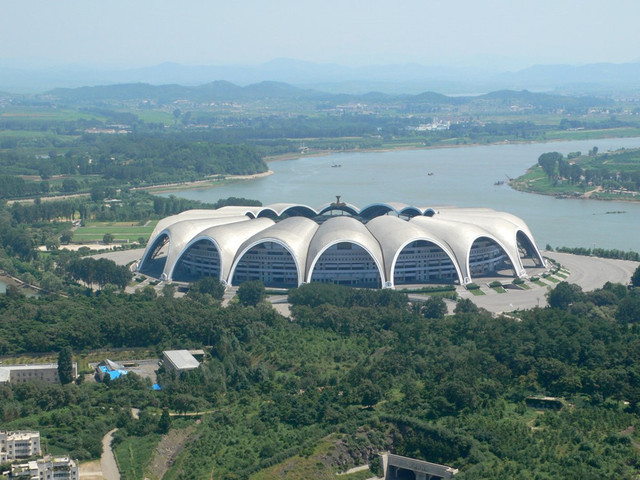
[1,0,639,70]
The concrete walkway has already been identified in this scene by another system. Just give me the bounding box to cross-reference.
[457,252,638,314]
[101,429,120,480]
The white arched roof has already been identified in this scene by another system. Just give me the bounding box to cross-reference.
[306,216,385,284]
[317,201,360,216]
[410,216,521,283]
[168,217,275,282]
[138,203,544,288]
[366,216,463,286]
[146,209,229,245]
[139,215,249,274]
[213,206,264,218]
[435,209,544,266]
[229,216,319,286]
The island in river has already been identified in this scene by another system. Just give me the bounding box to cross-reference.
[511,147,640,202]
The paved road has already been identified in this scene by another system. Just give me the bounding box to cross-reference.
[101,428,120,480]
[459,252,638,314]
[545,251,638,291]
[94,248,146,266]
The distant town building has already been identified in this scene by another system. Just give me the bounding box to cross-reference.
[0,363,77,385]
[8,456,78,480]
[162,350,200,374]
[0,431,41,462]
[413,119,451,131]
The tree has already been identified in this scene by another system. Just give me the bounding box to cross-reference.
[454,298,479,315]
[45,236,60,251]
[41,272,63,292]
[90,185,105,202]
[237,280,266,307]
[60,231,73,244]
[537,152,563,178]
[189,277,225,300]
[61,179,79,193]
[547,281,583,309]
[57,347,74,385]
[103,233,114,244]
[617,296,640,323]
[632,265,640,288]
[157,407,171,434]
[162,283,176,298]
[422,296,448,319]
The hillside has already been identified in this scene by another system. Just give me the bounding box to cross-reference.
[40,81,612,113]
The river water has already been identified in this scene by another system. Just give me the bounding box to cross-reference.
[166,138,640,253]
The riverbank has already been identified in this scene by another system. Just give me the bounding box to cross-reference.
[131,170,274,194]
[510,162,640,203]
[510,183,640,203]
[263,130,640,164]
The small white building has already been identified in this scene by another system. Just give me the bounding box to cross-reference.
[0,363,77,385]
[162,350,200,375]
[0,431,41,462]
[9,455,78,480]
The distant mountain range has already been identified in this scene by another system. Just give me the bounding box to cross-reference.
[1,58,639,96]
[39,81,610,112]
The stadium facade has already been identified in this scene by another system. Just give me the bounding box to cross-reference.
[136,200,545,289]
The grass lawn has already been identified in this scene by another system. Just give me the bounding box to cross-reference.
[545,127,640,141]
[114,433,162,480]
[469,288,486,296]
[491,286,507,293]
[73,221,158,243]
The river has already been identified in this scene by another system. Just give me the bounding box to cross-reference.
[164,138,640,253]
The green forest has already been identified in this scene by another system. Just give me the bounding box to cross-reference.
[2,272,640,478]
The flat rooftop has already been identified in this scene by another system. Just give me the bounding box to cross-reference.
[163,350,199,371]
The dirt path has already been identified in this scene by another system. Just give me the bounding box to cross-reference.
[78,459,104,480]
[146,426,196,480]
[583,186,603,197]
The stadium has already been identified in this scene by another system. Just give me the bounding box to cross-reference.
[136,199,545,289]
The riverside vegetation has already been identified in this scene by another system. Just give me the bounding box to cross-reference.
[512,147,640,202]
